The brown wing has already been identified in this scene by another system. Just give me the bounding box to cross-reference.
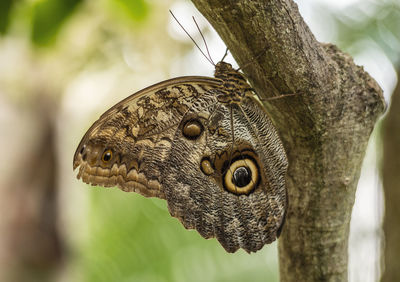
[73,71,288,254]
[73,76,221,199]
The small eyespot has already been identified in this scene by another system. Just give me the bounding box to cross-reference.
[80,145,86,154]
[182,119,203,140]
[223,158,259,195]
[200,157,214,176]
[102,149,112,163]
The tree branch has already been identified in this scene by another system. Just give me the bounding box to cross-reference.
[191,0,385,281]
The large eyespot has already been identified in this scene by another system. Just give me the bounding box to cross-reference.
[101,149,113,163]
[223,158,259,195]
[182,119,203,140]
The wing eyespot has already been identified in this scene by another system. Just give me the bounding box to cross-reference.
[80,145,86,154]
[200,157,214,176]
[102,149,113,163]
[223,157,259,195]
[182,119,204,140]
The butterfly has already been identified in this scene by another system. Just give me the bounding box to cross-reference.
[73,13,288,253]
[73,59,288,253]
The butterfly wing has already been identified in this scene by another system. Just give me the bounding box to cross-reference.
[73,75,288,253]
[163,94,288,253]
[73,76,222,199]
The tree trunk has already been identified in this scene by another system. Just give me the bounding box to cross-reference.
[381,70,400,282]
[190,0,385,281]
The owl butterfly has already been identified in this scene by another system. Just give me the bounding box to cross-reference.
[73,14,288,253]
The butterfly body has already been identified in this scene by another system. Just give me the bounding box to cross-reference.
[74,62,288,253]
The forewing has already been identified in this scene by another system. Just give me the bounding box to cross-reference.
[73,76,221,199]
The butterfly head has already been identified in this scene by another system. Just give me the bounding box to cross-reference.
[214,62,253,104]
[214,62,238,79]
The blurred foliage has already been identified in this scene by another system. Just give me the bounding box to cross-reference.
[0,0,150,46]
[2,0,395,280]
[0,0,281,281]
[0,0,14,34]
[112,0,149,23]
[31,0,83,46]
[331,0,400,66]
[76,188,278,282]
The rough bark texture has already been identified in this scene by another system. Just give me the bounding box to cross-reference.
[190,0,385,281]
[382,70,400,282]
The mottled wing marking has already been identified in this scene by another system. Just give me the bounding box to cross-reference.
[73,77,221,198]
[157,62,288,253]
[163,94,287,252]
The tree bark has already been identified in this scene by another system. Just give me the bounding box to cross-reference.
[381,70,400,282]
[190,0,385,281]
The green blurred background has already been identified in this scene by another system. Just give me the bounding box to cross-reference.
[0,0,398,281]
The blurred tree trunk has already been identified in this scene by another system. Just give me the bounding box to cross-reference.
[0,98,63,282]
[382,70,400,282]
[191,0,385,281]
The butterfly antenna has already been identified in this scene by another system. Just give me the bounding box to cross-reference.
[169,10,214,66]
[192,16,215,66]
